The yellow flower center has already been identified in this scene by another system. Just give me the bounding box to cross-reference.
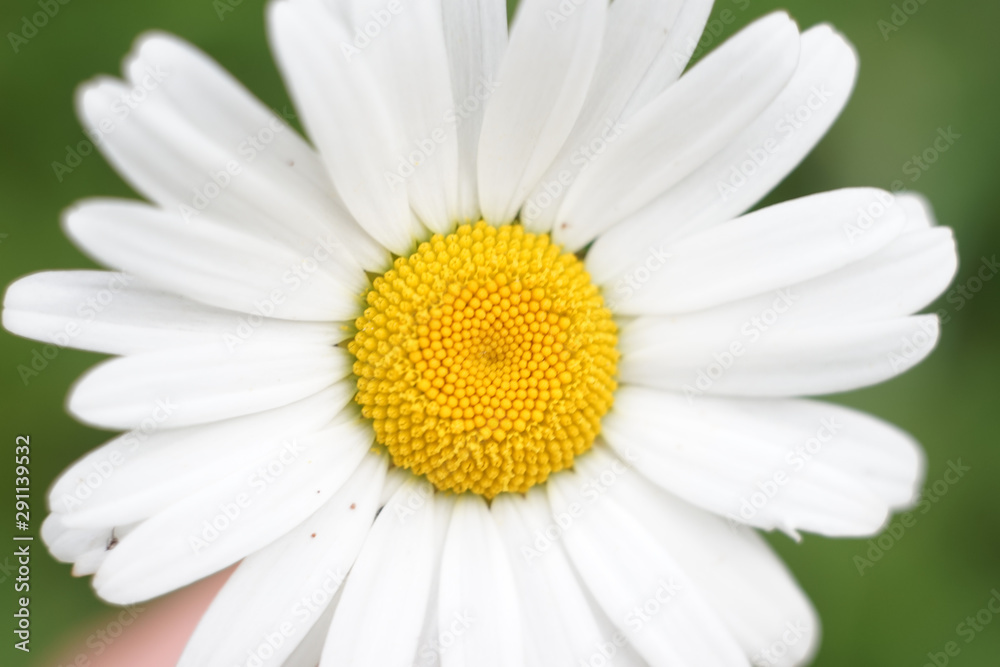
[349,222,618,498]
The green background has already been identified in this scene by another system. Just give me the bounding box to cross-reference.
[1,0,997,665]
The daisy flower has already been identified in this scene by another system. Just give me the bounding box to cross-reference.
[4,0,958,666]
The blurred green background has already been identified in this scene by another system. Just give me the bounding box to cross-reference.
[1,0,997,665]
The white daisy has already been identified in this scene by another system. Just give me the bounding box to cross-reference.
[4,1,958,666]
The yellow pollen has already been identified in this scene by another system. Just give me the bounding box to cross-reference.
[349,222,619,498]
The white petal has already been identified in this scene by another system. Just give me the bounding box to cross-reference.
[618,314,940,397]
[93,417,373,603]
[77,38,387,271]
[50,384,355,526]
[522,0,714,231]
[898,191,937,232]
[64,199,363,322]
[477,0,608,224]
[438,495,523,667]
[179,453,387,667]
[587,24,858,280]
[68,341,351,429]
[782,224,956,324]
[2,271,342,355]
[268,0,424,255]
[46,521,112,577]
[42,513,123,565]
[581,447,820,667]
[555,12,801,250]
[583,602,650,667]
[636,224,954,339]
[604,387,925,536]
[352,0,461,232]
[411,494,453,667]
[606,188,907,316]
[284,602,337,667]
[548,464,746,666]
[379,466,412,506]
[321,478,442,667]
[491,490,609,667]
[442,0,508,221]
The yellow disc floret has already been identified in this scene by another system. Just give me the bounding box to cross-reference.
[349,222,618,498]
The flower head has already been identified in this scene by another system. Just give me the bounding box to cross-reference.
[3,1,957,666]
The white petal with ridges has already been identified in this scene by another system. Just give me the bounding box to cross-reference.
[268,0,424,255]
[178,453,387,667]
[438,495,523,667]
[548,465,747,666]
[618,314,940,397]
[555,12,801,250]
[321,478,443,667]
[2,271,343,355]
[605,188,908,316]
[522,0,714,231]
[613,224,955,338]
[77,43,387,271]
[603,388,924,536]
[93,416,373,603]
[442,0,508,222]
[477,0,608,224]
[492,489,610,667]
[354,0,460,233]
[579,447,820,667]
[51,384,355,526]
[64,199,364,322]
[284,602,337,667]
[68,341,351,429]
[587,24,858,280]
